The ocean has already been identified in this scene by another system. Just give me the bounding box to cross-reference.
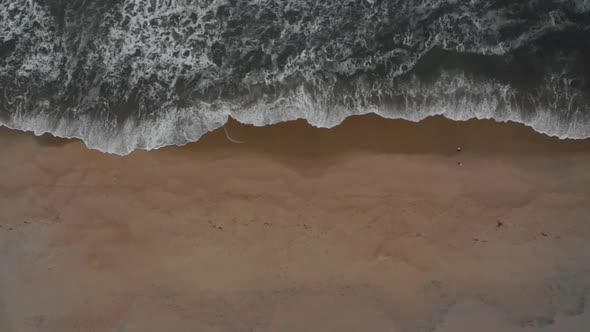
[0,0,589,154]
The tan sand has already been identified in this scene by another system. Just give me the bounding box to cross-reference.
[0,115,589,332]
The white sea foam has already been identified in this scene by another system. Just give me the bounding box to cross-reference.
[2,70,589,155]
[574,0,590,13]
[1,0,588,154]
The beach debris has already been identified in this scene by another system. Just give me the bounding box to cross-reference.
[541,232,548,237]
[208,220,224,230]
[457,162,463,166]
[264,222,271,226]
[496,221,503,228]
[457,147,462,152]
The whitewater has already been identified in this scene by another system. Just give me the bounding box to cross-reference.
[1,0,589,155]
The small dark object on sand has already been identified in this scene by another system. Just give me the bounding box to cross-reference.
[457,147,462,152]
[541,232,548,237]
[457,162,463,166]
[496,221,503,228]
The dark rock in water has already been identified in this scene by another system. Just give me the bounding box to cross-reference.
[0,0,589,154]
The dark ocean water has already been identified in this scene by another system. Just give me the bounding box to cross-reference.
[1,0,589,154]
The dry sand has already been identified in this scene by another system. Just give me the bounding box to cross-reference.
[0,115,589,332]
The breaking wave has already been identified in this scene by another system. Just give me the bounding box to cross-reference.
[1,0,589,154]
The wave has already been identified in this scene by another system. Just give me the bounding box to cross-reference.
[1,0,589,154]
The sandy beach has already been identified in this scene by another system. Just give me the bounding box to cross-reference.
[1,115,589,332]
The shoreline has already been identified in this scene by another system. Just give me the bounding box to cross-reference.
[1,115,590,331]
[2,112,590,156]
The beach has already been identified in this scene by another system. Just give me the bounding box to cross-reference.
[1,115,589,332]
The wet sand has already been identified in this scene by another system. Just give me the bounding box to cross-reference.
[1,115,590,332]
